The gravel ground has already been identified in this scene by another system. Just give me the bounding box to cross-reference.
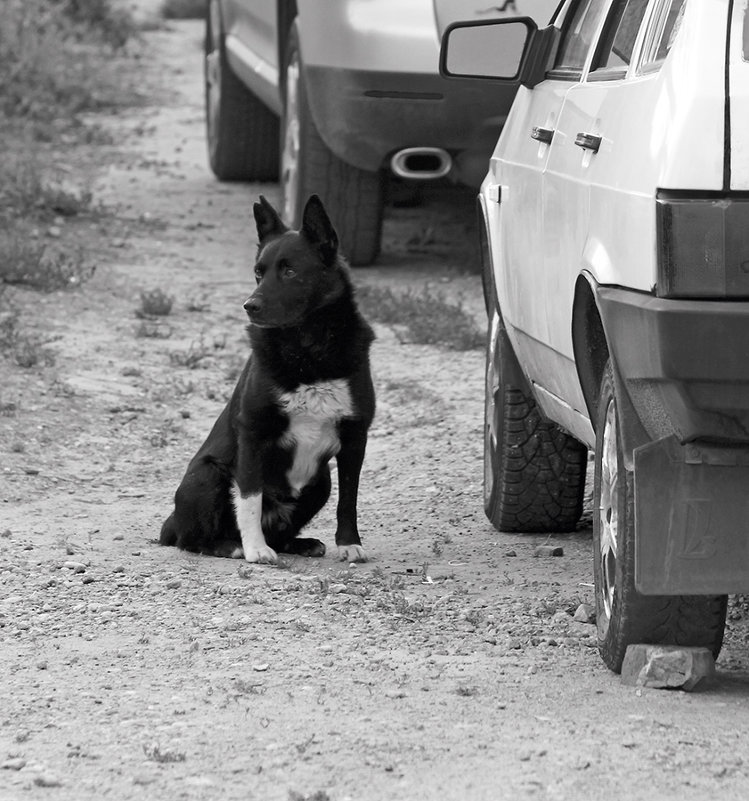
[2,13,749,801]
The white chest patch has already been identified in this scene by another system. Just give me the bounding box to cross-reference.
[278,379,354,494]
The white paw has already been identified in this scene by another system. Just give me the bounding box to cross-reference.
[244,545,278,564]
[337,544,367,563]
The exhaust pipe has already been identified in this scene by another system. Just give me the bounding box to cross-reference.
[390,147,452,180]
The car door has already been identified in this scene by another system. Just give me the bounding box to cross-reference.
[495,0,613,388]
[492,0,605,367]
[536,0,657,418]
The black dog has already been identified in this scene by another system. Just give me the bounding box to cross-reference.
[159,195,375,563]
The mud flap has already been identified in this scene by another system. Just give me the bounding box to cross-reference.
[634,435,749,594]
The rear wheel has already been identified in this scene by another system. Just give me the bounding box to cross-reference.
[281,24,383,266]
[484,307,587,533]
[593,360,727,672]
[204,0,279,181]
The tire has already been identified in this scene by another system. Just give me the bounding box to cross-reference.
[484,306,587,533]
[204,0,279,181]
[593,360,727,673]
[281,23,384,266]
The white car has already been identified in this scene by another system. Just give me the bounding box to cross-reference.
[203,1,557,264]
[442,0,749,672]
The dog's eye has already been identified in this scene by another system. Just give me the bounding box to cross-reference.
[254,267,263,283]
[282,266,297,280]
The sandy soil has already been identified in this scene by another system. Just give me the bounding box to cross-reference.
[2,14,749,801]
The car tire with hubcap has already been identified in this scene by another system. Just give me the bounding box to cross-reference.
[593,360,728,672]
[204,0,279,181]
[281,23,383,266]
[484,305,588,533]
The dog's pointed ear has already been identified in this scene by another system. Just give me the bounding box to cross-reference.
[301,194,338,264]
[253,195,287,243]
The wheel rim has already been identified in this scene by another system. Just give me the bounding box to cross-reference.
[484,313,500,506]
[205,3,222,158]
[598,397,619,636]
[281,54,301,225]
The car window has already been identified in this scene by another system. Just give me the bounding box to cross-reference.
[639,0,686,72]
[552,0,609,75]
[593,0,650,72]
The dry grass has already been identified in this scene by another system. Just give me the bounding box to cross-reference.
[356,284,483,350]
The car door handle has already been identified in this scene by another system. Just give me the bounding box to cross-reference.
[574,132,602,153]
[531,126,554,145]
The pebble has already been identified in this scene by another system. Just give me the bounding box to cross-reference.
[573,603,596,624]
[328,583,347,594]
[33,774,62,787]
[63,561,86,573]
[47,226,62,238]
[533,546,564,558]
[1,758,26,771]
[165,579,181,589]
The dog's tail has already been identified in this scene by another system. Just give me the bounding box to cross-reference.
[159,512,178,546]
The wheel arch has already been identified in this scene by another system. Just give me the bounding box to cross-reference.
[571,272,609,433]
[477,193,498,319]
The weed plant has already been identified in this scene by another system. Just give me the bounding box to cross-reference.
[0,0,136,124]
[137,288,175,318]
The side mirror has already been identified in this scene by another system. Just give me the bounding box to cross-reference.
[440,18,557,89]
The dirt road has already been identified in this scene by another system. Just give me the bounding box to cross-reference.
[2,14,749,801]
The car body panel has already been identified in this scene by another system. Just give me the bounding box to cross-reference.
[484,0,730,425]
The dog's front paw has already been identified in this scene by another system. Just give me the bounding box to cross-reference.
[337,544,367,563]
[243,544,278,564]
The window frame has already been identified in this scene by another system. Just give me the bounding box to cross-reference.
[587,0,653,82]
[637,0,687,74]
[546,0,615,82]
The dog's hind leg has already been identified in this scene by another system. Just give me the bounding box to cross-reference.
[159,512,178,546]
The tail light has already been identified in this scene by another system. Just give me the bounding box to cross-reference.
[656,191,749,299]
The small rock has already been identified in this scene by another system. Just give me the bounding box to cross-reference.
[621,644,715,691]
[82,576,95,585]
[179,410,191,419]
[63,561,86,573]
[1,757,26,771]
[165,579,181,589]
[533,545,564,558]
[34,774,62,787]
[328,583,347,594]
[505,549,517,557]
[253,663,269,672]
[573,603,596,624]
[47,226,62,238]
[1,529,11,538]
[113,534,124,541]
[112,566,125,574]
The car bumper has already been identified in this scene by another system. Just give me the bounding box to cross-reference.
[597,286,749,594]
[304,65,518,184]
[597,286,749,447]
